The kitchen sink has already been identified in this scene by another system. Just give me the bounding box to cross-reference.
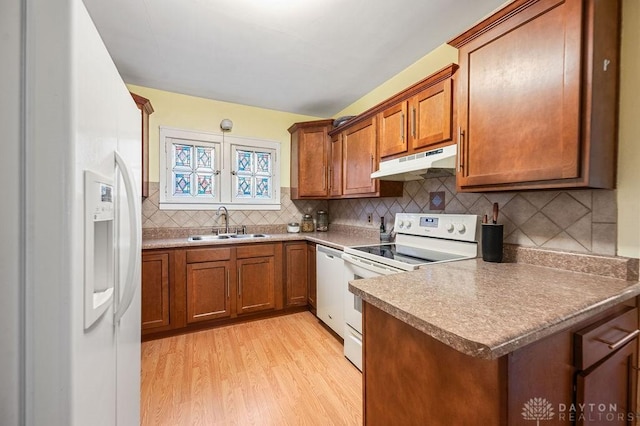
[187,235,231,242]
[187,233,268,242]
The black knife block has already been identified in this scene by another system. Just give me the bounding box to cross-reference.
[481,224,503,263]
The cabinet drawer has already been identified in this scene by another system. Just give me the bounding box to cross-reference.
[237,243,275,259]
[574,306,638,370]
[186,247,232,264]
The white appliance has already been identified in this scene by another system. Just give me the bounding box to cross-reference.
[316,245,345,338]
[342,213,479,370]
[12,1,143,424]
[370,144,457,181]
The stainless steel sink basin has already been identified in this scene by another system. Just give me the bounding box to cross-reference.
[187,235,231,242]
[187,233,268,242]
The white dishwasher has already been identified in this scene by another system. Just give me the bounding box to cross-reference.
[316,245,345,338]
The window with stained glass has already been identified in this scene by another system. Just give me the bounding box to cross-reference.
[168,138,220,202]
[232,146,274,202]
[160,127,280,210]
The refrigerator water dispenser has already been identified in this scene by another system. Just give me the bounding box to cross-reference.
[84,170,115,329]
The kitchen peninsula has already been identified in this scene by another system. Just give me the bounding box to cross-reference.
[350,259,640,425]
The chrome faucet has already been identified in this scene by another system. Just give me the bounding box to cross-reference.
[216,206,229,234]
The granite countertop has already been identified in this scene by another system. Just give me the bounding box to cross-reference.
[349,258,640,360]
[142,230,380,251]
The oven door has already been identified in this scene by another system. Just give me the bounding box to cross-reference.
[343,253,403,333]
[342,253,403,370]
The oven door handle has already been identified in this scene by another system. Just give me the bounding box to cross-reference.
[343,253,403,275]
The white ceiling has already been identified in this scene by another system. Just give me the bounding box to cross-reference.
[83,0,506,117]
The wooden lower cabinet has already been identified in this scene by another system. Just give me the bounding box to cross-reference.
[237,256,276,314]
[143,242,284,339]
[307,242,317,312]
[284,242,308,307]
[141,251,170,330]
[363,301,638,425]
[186,260,233,323]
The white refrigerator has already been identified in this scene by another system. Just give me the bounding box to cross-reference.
[5,0,142,424]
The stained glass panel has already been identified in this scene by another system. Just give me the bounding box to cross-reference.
[174,144,192,167]
[255,177,270,198]
[173,172,191,195]
[236,150,252,173]
[256,152,271,174]
[197,174,213,196]
[197,147,212,169]
[236,176,252,198]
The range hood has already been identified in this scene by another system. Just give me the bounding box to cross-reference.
[371,144,457,181]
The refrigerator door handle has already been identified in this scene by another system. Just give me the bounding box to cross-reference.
[113,151,141,323]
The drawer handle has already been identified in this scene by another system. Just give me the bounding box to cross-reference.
[597,328,640,350]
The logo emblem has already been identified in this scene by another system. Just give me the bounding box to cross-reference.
[522,397,555,425]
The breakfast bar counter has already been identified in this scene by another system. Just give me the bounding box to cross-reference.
[349,258,640,359]
[350,258,640,425]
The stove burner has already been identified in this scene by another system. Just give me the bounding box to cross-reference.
[351,244,435,265]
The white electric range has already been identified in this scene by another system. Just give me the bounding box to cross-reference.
[341,213,480,370]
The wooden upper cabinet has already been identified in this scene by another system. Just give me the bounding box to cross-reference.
[329,133,343,197]
[376,65,457,160]
[130,92,153,198]
[342,117,378,196]
[288,119,333,199]
[378,101,408,158]
[449,0,621,192]
[410,78,453,151]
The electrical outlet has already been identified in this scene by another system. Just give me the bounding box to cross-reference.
[367,213,372,223]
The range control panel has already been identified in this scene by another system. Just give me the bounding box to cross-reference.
[393,213,479,242]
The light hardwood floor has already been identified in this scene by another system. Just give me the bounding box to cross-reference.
[141,312,363,425]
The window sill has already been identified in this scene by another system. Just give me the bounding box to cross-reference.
[159,202,281,211]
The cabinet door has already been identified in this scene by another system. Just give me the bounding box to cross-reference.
[307,243,317,311]
[576,341,637,425]
[329,133,343,197]
[186,260,233,323]
[285,243,308,307]
[342,117,377,195]
[141,252,170,330]
[298,127,329,197]
[378,101,408,158]
[456,0,582,188]
[130,92,153,198]
[411,79,453,151]
[237,256,275,315]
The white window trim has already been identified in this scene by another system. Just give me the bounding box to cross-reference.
[159,126,281,210]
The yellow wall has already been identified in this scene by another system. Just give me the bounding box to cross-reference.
[617,0,640,258]
[127,84,321,187]
[333,44,458,118]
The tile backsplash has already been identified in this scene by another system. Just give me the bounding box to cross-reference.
[329,176,617,256]
[142,182,327,230]
[143,177,617,256]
